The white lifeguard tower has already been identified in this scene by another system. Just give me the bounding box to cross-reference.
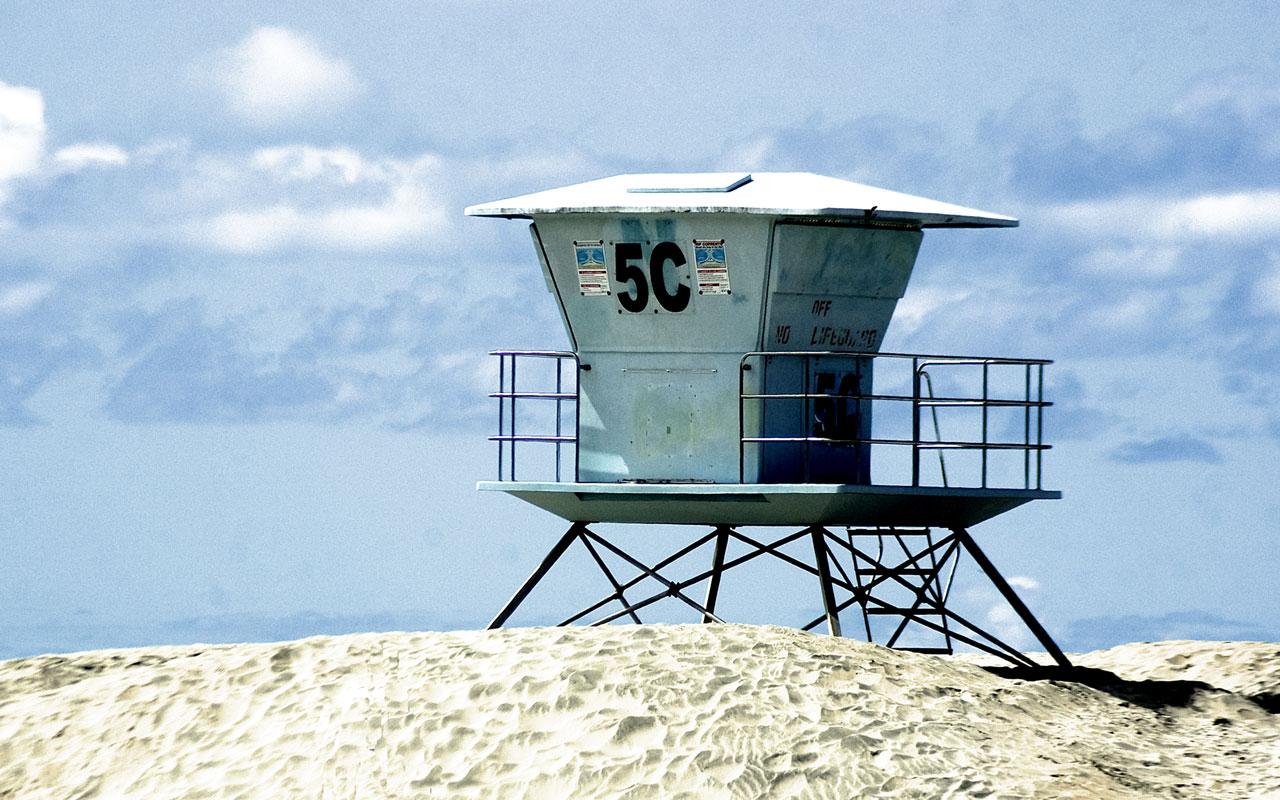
[467,172,1069,667]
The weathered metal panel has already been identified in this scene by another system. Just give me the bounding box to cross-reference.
[754,225,922,483]
[532,214,769,354]
[577,351,743,482]
[762,224,922,353]
[533,213,771,482]
[521,217,930,486]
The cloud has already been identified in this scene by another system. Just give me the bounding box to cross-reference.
[0,281,100,426]
[105,301,333,424]
[198,200,419,254]
[718,114,963,200]
[97,273,557,429]
[888,286,972,339]
[1007,576,1040,591]
[252,145,380,184]
[0,281,53,315]
[191,148,448,254]
[213,27,360,125]
[990,70,1280,202]
[984,603,1033,650]
[0,81,45,205]
[283,285,555,430]
[52,142,129,171]
[0,126,581,427]
[196,184,443,254]
[1050,189,1280,243]
[1107,434,1222,465]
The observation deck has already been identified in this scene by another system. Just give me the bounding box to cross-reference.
[478,349,1059,527]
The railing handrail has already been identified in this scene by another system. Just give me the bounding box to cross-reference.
[494,350,580,483]
[739,436,1049,450]
[740,350,1053,366]
[739,392,1051,407]
[489,348,1050,490]
[490,349,577,358]
[738,350,1050,490]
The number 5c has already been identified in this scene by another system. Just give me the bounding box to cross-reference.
[613,241,691,313]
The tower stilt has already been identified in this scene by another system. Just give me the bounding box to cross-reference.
[487,522,584,629]
[488,521,1068,668]
[702,525,730,623]
[953,527,1070,668]
[810,527,842,636]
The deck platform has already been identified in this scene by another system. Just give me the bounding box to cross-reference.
[478,481,1060,527]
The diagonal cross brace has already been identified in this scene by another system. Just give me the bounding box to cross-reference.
[488,522,1068,670]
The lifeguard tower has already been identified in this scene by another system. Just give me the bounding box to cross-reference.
[467,172,1069,668]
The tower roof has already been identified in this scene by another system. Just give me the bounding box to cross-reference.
[465,172,1017,228]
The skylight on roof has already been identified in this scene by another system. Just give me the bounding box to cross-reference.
[625,172,752,193]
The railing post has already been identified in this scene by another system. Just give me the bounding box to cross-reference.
[1036,363,1045,491]
[1023,363,1031,490]
[803,355,812,484]
[510,356,518,481]
[981,361,988,489]
[554,358,563,483]
[739,357,747,484]
[911,357,921,487]
[497,353,505,481]
[574,355,581,482]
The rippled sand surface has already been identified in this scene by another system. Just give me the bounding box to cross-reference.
[1,625,1277,798]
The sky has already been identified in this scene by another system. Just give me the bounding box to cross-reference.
[1,1,1278,658]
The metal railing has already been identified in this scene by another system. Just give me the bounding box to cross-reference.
[739,351,1052,489]
[490,351,579,482]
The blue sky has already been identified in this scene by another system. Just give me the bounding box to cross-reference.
[1,1,1278,657]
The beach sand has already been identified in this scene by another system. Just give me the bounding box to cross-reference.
[1,624,1277,798]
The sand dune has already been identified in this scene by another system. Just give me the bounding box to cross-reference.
[1,625,1277,799]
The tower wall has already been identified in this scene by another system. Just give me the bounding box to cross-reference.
[531,214,921,483]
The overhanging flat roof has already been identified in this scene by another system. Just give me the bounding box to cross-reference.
[465,172,1018,228]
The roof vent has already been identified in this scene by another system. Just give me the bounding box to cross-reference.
[625,172,752,193]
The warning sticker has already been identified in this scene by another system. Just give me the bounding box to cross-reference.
[694,239,731,295]
[573,240,609,296]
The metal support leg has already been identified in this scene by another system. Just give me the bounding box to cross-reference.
[953,527,1071,667]
[810,527,842,636]
[488,522,584,629]
[702,526,731,623]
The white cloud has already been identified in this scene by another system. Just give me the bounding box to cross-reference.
[0,281,53,315]
[252,145,380,184]
[1168,191,1280,239]
[53,142,129,171]
[198,182,445,254]
[891,285,972,337]
[1051,189,1280,243]
[195,150,447,254]
[214,27,360,125]
[984,603,1033,650]
[1007,575,1040,591]
[0,82,45,198]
